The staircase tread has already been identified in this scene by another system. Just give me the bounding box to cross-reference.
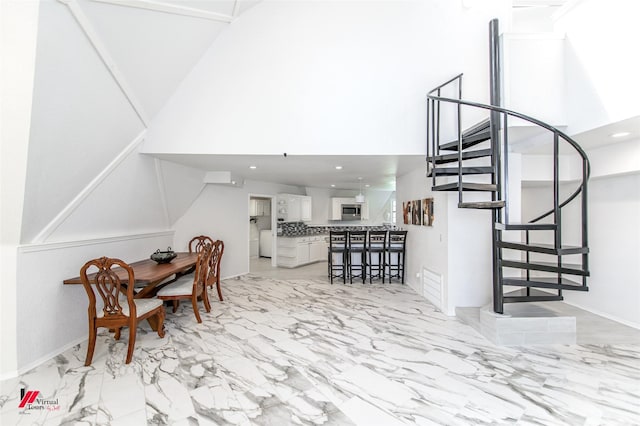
[501,259,589,275]
[428,166,494,177]
[459,201,505,209]
[431,148,493,164]
[462,118,490,136]
[495,222,557,231]
[503,277,588,292]
[498,241,589,254]
[440,130,491,151]
[432,182,497,192]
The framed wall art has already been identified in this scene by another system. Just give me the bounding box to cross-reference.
[422,198,434,226]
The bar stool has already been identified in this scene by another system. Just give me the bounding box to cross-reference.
[347,231,367,284]
[367,230,387,283]
[386,230,407,283]
[328,231,348,284]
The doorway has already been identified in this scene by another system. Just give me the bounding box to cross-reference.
[249,195,276,272]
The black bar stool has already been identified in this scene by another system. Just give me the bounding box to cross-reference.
[347,231,367,284]
[386,230,407,283]
[367,230,387,283]
[328,231,348,284]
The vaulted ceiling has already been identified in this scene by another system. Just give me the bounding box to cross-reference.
[21,0,261,243]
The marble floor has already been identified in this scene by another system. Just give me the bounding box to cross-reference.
[2,260,639,425]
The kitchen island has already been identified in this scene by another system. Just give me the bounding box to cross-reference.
[275,223,398,268]
[276,234,328,268]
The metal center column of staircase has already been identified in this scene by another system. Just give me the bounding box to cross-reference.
[426,19,591,315]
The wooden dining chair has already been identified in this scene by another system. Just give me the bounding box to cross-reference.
[188,235,214,254]
[206,240,225,301]
[80,257,166,366]
[157,243,213,323]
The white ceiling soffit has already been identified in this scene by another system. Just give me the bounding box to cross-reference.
[74,0,259,119]
[152,154,426,191]
[509,115,640,154]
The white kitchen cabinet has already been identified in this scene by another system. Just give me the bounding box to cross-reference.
[296,242,310,264]
[262,200,271,216]
[277,194,312,222]
[250,199,272,217]
[300,197,312,222]
[330,197,352,220]
[277,235,327,268]
[310,239,327,262]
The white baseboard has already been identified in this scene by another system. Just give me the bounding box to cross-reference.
[0,336,87,381]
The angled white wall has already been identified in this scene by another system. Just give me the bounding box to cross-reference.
[7,0,227,375]
[78,0,228,119]
[143,0,510,156]
[21,0,145,243]
[46,148,168,241]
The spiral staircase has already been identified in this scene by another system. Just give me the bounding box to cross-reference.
[426,20,590,314]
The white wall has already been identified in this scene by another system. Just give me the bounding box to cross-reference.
[15,232,174,374]
[396,167,450,312]
[521,138,640,327]
[172,179,304,278]
[555,0,640,135]
[568,173,640,327]
[444,188,494,314]
[0,0,40,379]
[305,186,332,224]
[502,33,566,126]
[143,0,510,156]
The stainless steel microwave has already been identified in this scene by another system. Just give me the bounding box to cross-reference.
[341,204,361,221]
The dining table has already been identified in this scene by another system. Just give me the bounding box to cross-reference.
[63,252,198,299]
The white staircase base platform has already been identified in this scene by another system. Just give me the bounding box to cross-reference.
[456,294,577,346]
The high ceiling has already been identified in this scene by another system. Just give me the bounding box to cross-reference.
[151,153,426,190]
[30,0,637,197]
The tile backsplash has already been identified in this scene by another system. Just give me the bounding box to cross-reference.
[278,222,397,236]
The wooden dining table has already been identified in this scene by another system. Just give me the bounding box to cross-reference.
[63,252,198,299]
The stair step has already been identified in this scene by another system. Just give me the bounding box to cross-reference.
[495,222,557,231]
[498,241,589,255]
[459,201,505,209]
[502,277,588,292]
[501,260,589,276]
[432,182,497,192]
[462,118,490,137]
[428,166,494,177]
[430,148,493,164]
[440,130,491,151]
[504,294,564,303]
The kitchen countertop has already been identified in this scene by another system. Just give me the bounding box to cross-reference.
[278,232,328,238]
[278,225,398,238]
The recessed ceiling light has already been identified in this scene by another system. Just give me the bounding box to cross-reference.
[231,180,236,185]
[249,165,257,169]
[611,132,630,138]
[330,184,336,187]
[335,166,343,170]
[365,184,370,188]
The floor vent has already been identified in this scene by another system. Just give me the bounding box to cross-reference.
[422,267,443,311]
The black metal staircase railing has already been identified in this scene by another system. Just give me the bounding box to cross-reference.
[425,22,590,314]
